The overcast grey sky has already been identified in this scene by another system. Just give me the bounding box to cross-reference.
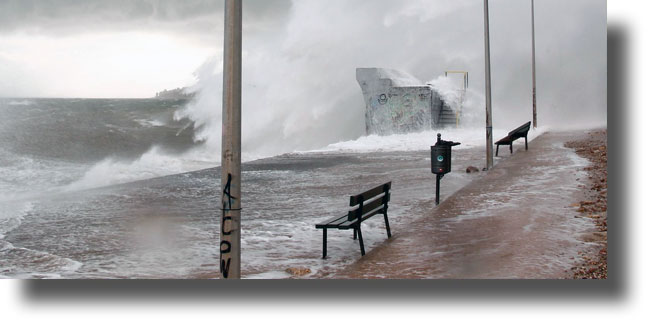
[0,0,605,134]
[0,0,291,98]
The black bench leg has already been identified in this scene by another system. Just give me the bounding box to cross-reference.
[353,229,357,240]
[510,143,513,154]
[322,228,327,259]
[356,227,365,256]
[495,144,499,157]
[383,212,392,238]
[525,137,528,150]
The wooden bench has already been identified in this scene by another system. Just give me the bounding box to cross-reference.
[495,121,531,156]
[315,182,392,259]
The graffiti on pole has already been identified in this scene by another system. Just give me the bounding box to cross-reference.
[220,173,237,278]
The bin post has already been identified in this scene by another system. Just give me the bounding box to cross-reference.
[435,174,442,204]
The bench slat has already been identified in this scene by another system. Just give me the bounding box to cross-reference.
[315,201,388,229]
[316,214,349,228]
[349,181,392,206]
[348,193,390,220]
[508,121,531,137]
[495,136,513,145]
[338,209,384,229]
[495,121,531,145]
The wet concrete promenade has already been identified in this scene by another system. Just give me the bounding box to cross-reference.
[334,131,602,279]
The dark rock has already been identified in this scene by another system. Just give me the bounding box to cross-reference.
[285,267,311,277]
[466,166,479,173]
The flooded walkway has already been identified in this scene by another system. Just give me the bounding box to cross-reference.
[333,131,602,279]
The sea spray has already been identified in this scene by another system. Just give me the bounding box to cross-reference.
[428,75,486,129]
[174,56,223,149]
[55,0,553,191]
[304,128,513,154]
[63,147,217,192]
[170,1,494,161]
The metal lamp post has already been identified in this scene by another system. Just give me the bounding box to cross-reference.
[531,0,538,128]
[220,0,242,279]
[484,0,493,170]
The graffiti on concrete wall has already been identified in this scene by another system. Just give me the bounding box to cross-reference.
[366,86,432,135]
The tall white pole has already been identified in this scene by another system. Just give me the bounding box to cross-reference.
[531,0,538,128]
[484,0,493,170]
[220,0,242,279]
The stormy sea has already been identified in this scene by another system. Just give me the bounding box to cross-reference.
[0,97,516,279]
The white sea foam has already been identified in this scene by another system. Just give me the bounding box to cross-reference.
[63,147,218,191]
[7,100,33,106]
[0,152,80,197]
[303,126,547,154]
[0,201,34,240]
[64,125,547,192]
[0,201,33,225]
[135,118,166,127]
[61,141,281,191]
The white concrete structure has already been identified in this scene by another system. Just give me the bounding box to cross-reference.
[356,68,455,135]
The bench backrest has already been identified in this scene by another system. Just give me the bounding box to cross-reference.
[508,121,531,138]
[348,181,392,221]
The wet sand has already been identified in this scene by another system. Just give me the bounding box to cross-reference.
[331,130,603,279]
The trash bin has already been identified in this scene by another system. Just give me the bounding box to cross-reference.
[431,133,460,204]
